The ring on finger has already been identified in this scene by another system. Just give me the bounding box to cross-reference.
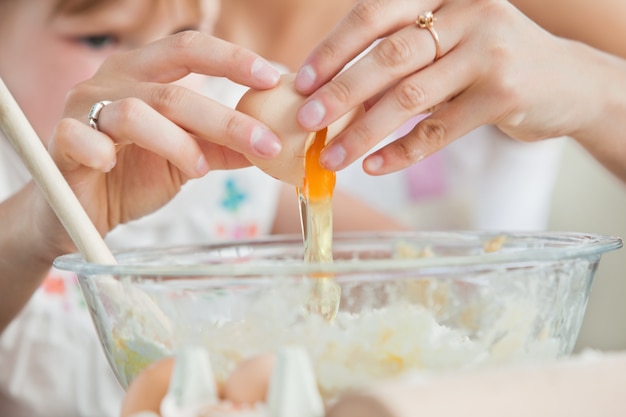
[416,11,441,62]
[88,100,112,131]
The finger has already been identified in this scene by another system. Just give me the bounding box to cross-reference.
[49,118,117,172]
[363,90,495,175]
[195,140,253,171]
[319,44,478,171]
[296,3,459,132]
[96,98,211,178]
[363,87,390,111]
[124,84,283,160]
[99,31,280,89]
[97,99,257,172]
[72,81,282,161]
[295,0,443,94]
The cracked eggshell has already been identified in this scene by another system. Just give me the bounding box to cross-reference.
[236,73,363,187]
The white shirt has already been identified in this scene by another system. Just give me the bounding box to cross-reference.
[338,124,565,231]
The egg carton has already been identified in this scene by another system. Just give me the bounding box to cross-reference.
[129,346,324,417]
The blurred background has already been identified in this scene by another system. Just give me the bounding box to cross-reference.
[548,140,626,352]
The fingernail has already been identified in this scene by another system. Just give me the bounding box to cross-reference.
[297,99,325,130]
[364,155,383,173]
[106,158,117,172]
[251,126,282,157]
[320,144,346,170]
[251,58,280,85]
[196,154,210,175]
[295,64,316,92]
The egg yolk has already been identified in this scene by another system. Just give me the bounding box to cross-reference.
[303,128,335,201]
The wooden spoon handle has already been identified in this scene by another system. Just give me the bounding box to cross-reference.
[0,77,116,264]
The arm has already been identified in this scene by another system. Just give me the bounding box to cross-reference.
[508,0,626,180]
[0,183,74,332]
[539,40,626,182]
[510,0,626,58]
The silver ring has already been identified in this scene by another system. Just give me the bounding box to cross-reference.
[88,100,112,131]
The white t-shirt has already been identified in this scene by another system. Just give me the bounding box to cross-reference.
[337,122,564,231]
[0,77,281,417]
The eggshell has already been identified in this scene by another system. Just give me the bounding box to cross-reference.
[236,73,363,187]
[222,354,276,405]
[121,357,175,417]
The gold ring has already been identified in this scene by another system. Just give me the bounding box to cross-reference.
[417,11,441,62]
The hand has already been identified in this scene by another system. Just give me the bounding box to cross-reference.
[47,31,282,234]
[293,0,598,175]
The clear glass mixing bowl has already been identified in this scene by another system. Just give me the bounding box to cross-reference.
[53,231,622,397]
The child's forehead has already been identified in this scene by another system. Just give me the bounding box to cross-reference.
[54,0,203,15]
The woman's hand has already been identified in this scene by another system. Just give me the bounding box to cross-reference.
[293,0,617,176]
[47,31,282,234]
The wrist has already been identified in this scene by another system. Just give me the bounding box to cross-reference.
[0,182,76,332]
[7,182,75,269]
[31,184,78,263]
[565,42,626,180]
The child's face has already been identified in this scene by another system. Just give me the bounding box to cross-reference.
[0,0,210,143]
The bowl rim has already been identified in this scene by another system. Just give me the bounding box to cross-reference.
[52,230,623,277]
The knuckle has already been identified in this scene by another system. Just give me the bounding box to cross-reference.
[51,118,82,152]
[325,79,352,106]
[54,117,80,139]
[375,35,413,68]
[394,80,429,112]
[392,140,420,165]
[229,44,249,64]
[345,122,377,152]
[114,97,144,126]
[223,112,244,143]
[167,30,200,51]
[486,59,524,110]
[476,0,508,21]
[63,84,86,107]
[316,38,342,62]
[65,82,104,115]
[95,52,124,74]
[149,84,189,112]
[386,119,448,167]
[494,75,522,105]
[412,118,447,152]
[349,0,388,28]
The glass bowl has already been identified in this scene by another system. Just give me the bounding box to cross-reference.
[53,231,622,397]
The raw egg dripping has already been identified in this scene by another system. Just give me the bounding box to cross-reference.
[235,74,362,321]
[298,128,341,320]
[303,128,335,202]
